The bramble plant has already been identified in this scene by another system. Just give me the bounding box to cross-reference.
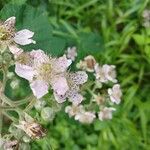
[0,17,122,149]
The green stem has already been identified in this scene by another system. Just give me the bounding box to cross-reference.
[2,111,18,123]
[24,97,36,112]
[0,107,3,134]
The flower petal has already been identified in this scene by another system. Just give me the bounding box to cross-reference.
[53,55,72,73]
[14,29,36,45]
[51,76,69,96]
[53,92,67,103]
[4,16,16,29]
[15,63,35,81]
[70,71,88,85]
[9,45,23,57]
[68,92,83,105]
[30,80,49,99]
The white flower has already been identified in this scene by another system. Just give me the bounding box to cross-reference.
[76,55,96,72]
[0,17,35,52]
[66,46,77,61]
[14,49,71,99]
[98,107,116,121]
[65,105,84,117]
[108,84,122,104]
[94,64,117,83]
[93,94,105,105]
[75,111,96,124]
[54,71,88,105]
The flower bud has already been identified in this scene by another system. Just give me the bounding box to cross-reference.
[22,136,31,143]
[3,52,12,62]
[41,107,55,122]
[34,99,46,111]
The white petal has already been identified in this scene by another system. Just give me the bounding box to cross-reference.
[53,92,67,103]
[9,45,23,57]
[30,80,49,99]
[51,76,69,96]
[15,63,35,81]
[30,49,49,64]
[68,92,83,105]
[4,16,16,28]
[53,55,72,73]
[70,71,88,85]
[14,29,36,45]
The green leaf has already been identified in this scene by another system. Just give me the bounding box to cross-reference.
[132,34,150,45]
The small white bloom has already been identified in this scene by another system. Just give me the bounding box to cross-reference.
[14,50,71,99]
[75,111,96,124]
[95,64,117,83]
[98,107,116,121]
[0,17,35,52]
[76,55,96,72]
[66,46,77,61]
[65,105,84,117]
[108,84,122,104]
[93,94,105,105]
[54,71,88,105]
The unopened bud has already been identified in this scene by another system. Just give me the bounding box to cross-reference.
[41,107,55,122]
[3,52,12,62]
[34,99,46,111]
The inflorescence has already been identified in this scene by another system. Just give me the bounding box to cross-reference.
[0,17,122,149]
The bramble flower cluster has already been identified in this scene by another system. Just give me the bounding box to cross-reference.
[0,17,122,149]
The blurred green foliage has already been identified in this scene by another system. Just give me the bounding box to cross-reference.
[0,0,150,149]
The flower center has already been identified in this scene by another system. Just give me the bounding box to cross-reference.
[0,25,13,41]
[17,53,33,66]
[38,63,52,81]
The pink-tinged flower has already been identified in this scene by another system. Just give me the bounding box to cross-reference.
[94,64,117,83]
[0,17,35,51]
[98,107,116,121]
[76,55,96,72]
[65,105,84,117]
[75,111,96,124]
[66,46,77,61]
[14,49,71,99]
[93,94,105,105]
[108,84,122,104]
[54,71,88,105]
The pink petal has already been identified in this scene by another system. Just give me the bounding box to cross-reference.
[51,76,69,96]
[9,45,23,57]
[53,55,72,73]
[30,80,49,99]
[15,63,35,81]
[14,29,36,45]
[53,92,67,103]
